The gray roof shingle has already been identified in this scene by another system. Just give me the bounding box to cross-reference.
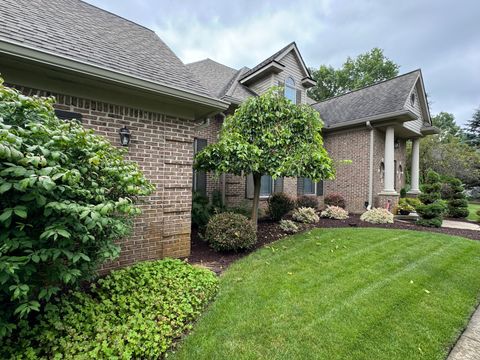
[0,0,212,97]
[312,70,420,127]
[240,42,294,80]
[186,60,255,103]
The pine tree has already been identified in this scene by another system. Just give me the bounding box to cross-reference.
[416,170,446,227]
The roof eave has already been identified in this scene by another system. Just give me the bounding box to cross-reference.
[322,110,418,131]
[420,125,440,135]
[301,77,316,88]
[0,39,229,111]
[239,61,285,85]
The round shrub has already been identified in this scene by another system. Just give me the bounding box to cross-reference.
[320,205,349,220]
[296,195,319,209]
[0,80,154,330]
[268,192,294,221]
[292,207,319,223]
[417,170,444,227]
[205,212,257,252]
[3,259,218,359]
[360,208,394,224]
[324,193,346,209]
[279,219,299,234]
[444,178,469,219]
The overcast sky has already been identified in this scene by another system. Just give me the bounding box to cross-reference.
[85,0,479,126]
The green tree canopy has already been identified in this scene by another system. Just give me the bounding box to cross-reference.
[308,48,400,102]
[465,107,480,147]
[432,112,463,140]
[194,88,335,226]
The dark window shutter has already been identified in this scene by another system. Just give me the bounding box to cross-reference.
[296,89,302,104]
[55,110,82,122]
[274,177,284,193]
[316,181,324,196]
[297,177,304,195]
[193,138,208,196]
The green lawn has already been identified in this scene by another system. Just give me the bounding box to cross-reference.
[468,202,480,222]
[173,228,480,360]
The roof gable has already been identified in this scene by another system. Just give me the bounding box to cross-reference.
[239,42,313,84]
[312,70,423,128]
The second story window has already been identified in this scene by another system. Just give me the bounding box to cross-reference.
[284,76,296,103]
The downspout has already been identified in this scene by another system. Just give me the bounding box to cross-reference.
[366,121,374,209]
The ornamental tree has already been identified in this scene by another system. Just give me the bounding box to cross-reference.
[194,87,335,227]
[0,79,154,332]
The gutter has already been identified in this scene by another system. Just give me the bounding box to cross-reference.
[366,121,374,209]
[0,39,229,111]
[323,109,418,131]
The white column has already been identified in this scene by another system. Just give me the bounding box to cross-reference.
[409,138,421,194]
[383,126,396,194]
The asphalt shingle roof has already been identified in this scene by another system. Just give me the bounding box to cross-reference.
[186,60,255,103]
[0,0,212,97]
[240,42,294,80]
[312,70,420,127]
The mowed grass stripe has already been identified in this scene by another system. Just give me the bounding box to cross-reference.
[172,229,480,360]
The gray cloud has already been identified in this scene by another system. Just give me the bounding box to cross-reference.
[85,0,480,125]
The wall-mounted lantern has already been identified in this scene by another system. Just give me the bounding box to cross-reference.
[119,126,131,146]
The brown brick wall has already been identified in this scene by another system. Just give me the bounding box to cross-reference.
[12,85,194,270]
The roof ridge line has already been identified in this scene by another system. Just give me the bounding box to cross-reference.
[312,69,421,105]
[78,0,154,32]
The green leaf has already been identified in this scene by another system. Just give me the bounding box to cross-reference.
[14,206,27,219]
[0,182,12,194]
[0,208,13,223]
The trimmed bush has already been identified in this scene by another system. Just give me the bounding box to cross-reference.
[296,195,319,209]
[417,170,445,227]
[324,193,346,209]
[360,208,394,224]
[279,219,299,234]
[268,192,294,221]
[445,178,469,218]
[3,259,218,359]
[320,205,349,220]
[205,212,257,252]
[403,197,423,210]
[397,198,415,214]
[292,207,319,223]
[192,191,211,228]
[0,80,154,331]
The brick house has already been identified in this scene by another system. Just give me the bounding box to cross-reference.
[0,0,436,267]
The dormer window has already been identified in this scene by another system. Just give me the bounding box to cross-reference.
[284,76,296,103]
[410,93,415,106]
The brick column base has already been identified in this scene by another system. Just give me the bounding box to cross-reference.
[375,193,400,211]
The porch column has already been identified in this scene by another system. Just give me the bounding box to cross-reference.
[408,138,421,194]
[382,126,396,194]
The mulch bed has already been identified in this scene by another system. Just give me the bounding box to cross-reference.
[187,215,480,274]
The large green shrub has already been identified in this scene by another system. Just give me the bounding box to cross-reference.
[3,259,218,359]
[0,80,154,332]
[296,195,319,209]
[268,192,294,221]
[205,212,257,252]
[324,193,346,209]
[445,178,469,218]
[417,170,446,227]
[191,191,211,228]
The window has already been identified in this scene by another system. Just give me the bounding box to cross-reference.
[303,178,316,194]
[193,138,207,195]
[284,76,296,103]
[380,162,385,183]
[410,93,415,106]
[297,178,323,196]
[260,175,273,197]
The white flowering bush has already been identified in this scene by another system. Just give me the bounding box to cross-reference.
[279,219,299,234]
[360,208,394,224]
[292,207,319,224]
[320,205,349,220]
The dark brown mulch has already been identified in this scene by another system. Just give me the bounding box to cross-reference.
[187,216,480,274]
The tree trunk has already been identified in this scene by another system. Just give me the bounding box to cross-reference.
[251,172,262,230]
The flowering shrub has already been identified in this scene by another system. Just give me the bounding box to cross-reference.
[324,193,346,209]
[321,205,349,220]
[292,207,319,223]
[360,208,394,224]
[279,219,300,234]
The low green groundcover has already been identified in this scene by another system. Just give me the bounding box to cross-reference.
[172,228,480,360]
[3,259,218,359]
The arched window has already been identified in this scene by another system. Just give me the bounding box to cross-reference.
[284,76,296,103]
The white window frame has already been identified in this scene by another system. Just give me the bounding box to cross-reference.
[260,175,275,198]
